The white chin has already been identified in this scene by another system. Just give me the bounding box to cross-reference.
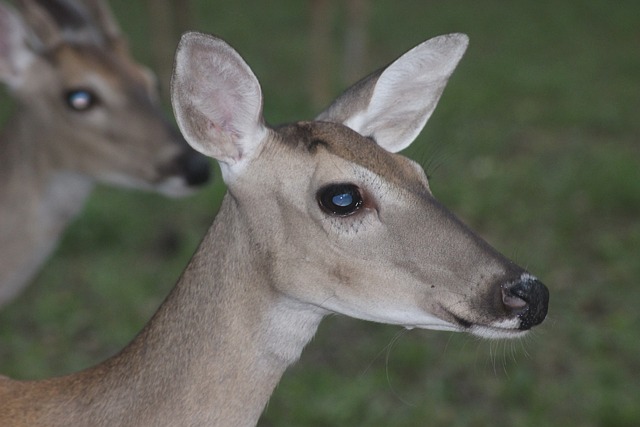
[100,173,193,198]
[154,177,194,197]
[469,319,528,340]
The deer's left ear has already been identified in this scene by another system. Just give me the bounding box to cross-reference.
[317,34,468,153]
[171,32,267,172]
[0,3,36,88]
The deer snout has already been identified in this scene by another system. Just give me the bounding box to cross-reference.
[501,275,549,330]
[180,150,211,187]
[154,145,210,197]
[158,119,211,188]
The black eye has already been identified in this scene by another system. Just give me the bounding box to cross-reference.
[65,89,97,111]
[317,184,363,216]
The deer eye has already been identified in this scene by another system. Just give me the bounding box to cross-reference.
[65,89,97,111]
[317,184,363,216]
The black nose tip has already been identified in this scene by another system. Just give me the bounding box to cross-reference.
[183,152,211,186]
[502,276,549,330]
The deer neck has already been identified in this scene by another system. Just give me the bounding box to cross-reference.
[47,193,325,426]
[0,109,93,306]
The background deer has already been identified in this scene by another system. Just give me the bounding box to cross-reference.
[0,0,211,307]
[0,32,548,426]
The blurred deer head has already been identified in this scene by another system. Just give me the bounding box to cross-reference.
[0,0,211,306]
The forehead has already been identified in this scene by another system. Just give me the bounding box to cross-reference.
[274,121,427,193]
[50,45,145,88]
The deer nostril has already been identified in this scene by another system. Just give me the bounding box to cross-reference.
[502,290,527,312]
[502,275,549,330]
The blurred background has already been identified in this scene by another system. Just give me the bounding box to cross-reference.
[1,0,638,426]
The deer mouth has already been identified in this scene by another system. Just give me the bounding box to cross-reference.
[444,311,530,339]
[468,322,530,339]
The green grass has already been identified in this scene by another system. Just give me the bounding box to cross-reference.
[1,0,639,425]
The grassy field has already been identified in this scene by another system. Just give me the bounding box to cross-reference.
[1,0,639,426]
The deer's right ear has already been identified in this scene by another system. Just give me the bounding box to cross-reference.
[317,34,468,154]
[0,3,34,88]
[171,32,266,170]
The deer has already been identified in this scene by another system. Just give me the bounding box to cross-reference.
[0,0,211,307]
[0,32,549,426]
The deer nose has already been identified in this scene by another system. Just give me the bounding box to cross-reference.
[502,275,549,330]
[182,151,211,186]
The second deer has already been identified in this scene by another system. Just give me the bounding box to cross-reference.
[0,0,211,307]
[0,32,549,426]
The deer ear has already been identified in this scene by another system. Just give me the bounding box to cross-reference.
[12,0,63,50]
[83,0,122,43]
[171,32,266,171]
[317,33,468,153]
[0,3,36,88]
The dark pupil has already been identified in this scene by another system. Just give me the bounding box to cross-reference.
[66,90,94,111]
[319,184,363,216]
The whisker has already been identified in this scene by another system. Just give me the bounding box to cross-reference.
[384,329,417,407]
